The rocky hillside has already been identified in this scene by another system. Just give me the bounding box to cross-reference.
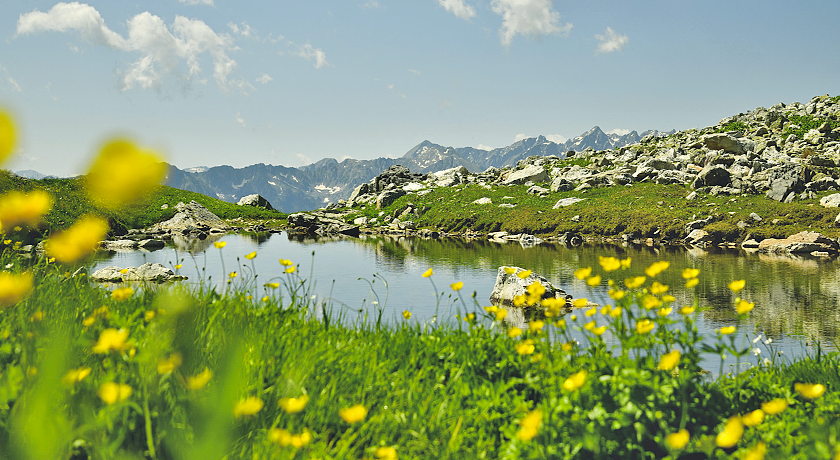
[297,95,840,247]
[163,126,668,213]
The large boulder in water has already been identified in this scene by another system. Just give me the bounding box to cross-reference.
[91,263,186,282]
[149,201,229,234]
[757,231,840,255]
[489,266,572,308]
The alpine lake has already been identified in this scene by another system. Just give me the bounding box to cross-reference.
[90,231,840,377]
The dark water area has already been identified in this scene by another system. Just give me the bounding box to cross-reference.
[90,231,840,376]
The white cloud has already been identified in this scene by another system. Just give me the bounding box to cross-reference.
[179,0,215,6]
[235,112,246,128]
[294,153,313,165]
[490,0,572,47]
[514,133,527,142]
[436,0,476,21]
[361,1,383,9]
[228,21,252,38]
[594,27,628,54]
[408,68,420,75]
[475,144,494,151]
[7,77,22,93]
[545,134,567,144]
[256,72,273,84]
[606,128,631,136]
[294,43,329,69]
[17,3,241,92]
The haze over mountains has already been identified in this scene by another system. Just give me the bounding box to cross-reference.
[17,126,671,213]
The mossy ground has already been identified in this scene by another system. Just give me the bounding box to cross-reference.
[342,182,840,242]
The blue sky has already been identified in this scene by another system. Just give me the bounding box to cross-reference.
[1,0,838,176]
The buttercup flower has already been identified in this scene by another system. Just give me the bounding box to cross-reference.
[528,320,544,333]
[422,268,434,277]
[744,441,766,460]
[574,267,592,280]
[645,261,670,277]
[84,139,166,210]
[515,339,535,355]
[508,327,522,338]
[572,298,588,308]
[685,278,700,288]
[625,276,646,289]
[99,382,132,404]
[278,394,309,414]
[680,306,696,315]
[742,409,765,427]
[761,398,788,415]
[650,281,668,295]
[111,287,134,301]
[736,299,755,315]
[451,281,463,291]
[279,258,293,266]
[728,279,746,293]
[157,353,183,375]
[608,289,626,300]
[62,366,92,385]
[45,215,109,263]
[339,404,367,423]
[503,267,516,275]
[375,446,398,459]
[635,319,655,335]
[716,415,743,448]
[234,397,264,418]
[0,271,33,308]
[0,110,16,164]
[186,368,212,390]
[0,190,53,231]
[285,266,296,274]
[92,328,130,354]
[665,429,689,450]
[586,275,602,287]
[265,282,280,289]
[585,307,597,317]
[214,241,227,249]
[599,256,621,272]
[795,383,826,399]
[402,310,411,320]
[682,268,700,279]
[620,257,632,269]
[563,370,587,391]
[516,269,532,279]
[245,251,257,260]
[658,350,681,371]
[516,409,542,441]
[719,326,736,335]
[591,325,607,336]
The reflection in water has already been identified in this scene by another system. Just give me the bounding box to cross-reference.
[91,232,840,366]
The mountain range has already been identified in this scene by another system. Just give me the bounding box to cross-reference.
[18,126,671,213]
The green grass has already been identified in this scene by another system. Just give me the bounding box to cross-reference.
[342,182,840,242]
[783,114,840,140]
[0,170,286,239]
[717,121,749,133]
[3,246,840,459]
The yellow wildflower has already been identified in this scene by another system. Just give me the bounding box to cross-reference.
[375,446,398,460]
[561,341,575,352]
[285,266,296,274]
[515,339,535,355]
[555,319,566,329]
[650,281,668,295]
[508,327,522,338]
[572,298,588,308]
[516,269,532,279]
[657,307,673,317]
[422,268,434,277]
[608,289,626,300]
[279,258,293,266]
[609,306,623,318]
[186,368,212,390]
[620,257,632,268]
[269,428,292,446]
[795,383,826,399]
[45,215,109,263]
[586,275,602,287]
[92,328,130,354]
[624,276,646,289]
[99,382,132,405]
[30,311,43,322]
[214,241,227,249]
[402,310,411,320]
[742,409,765,427]
[719,326,736,335]
[174,264,182,269]
[0,271,33,308]
[265,282,280,289]
[62,366,92,385]
[0,110,16,164]
[642,295,663,310]
[585,307,596,317]
[635,319,655,335]
[0,190,53,231]
[680,306,696,315]
[574,267,592,280]
[728,279,746,293]
[157,353,183,375]
[682,268,700,279]
[84,139,166,210]
[526,280,545,297]
[744,442,766,460]
[512,294,527,307]
[229,272,237,279]
[234,396,264,418]
[495,309,508,321]
[339,404,367,423]
[111,287,134,301]
[599,256,621,272]
[245,251,257,260]
[665,429,689,450]
[503,266,516,274]
[451,281,464,291]
[715,415,743,448]
[662,294,676,303]
[761,398,788,415]
[736,299,754,315]
[658,350,681,371]
[591,325,607,336]
[584,321,595,331]
[463,313,476,322]
[563,370,587,391]
[528,320,544,333]
[685,278,700,288]
[516,409,542,441]
[278,394,309,414]
[645,261,670,277]
[144,310,155,322]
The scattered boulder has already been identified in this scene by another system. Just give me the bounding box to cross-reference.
[758,231,840,255]
[91,263,186,282]
[287,212,360,237]
[473,197,493,205]
[237,194,275,211]
[552,197,585,209]
[148,201,229,234]
[820,193,840,208]
[376,188,406,209]
[502,165,549,185]
[489,266,572,308]
[527,185,550,196]
[692,165,731,188]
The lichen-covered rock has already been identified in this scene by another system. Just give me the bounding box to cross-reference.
[237,194,275,211]
[489,266,571,308]
[758,231,840,255]
[91,263,186,282]
[148,201,229,233]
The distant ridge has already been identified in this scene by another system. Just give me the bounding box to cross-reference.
[164,125,671,213]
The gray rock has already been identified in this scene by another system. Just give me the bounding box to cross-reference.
[519,234,543,248]
[693,165,731,188]
[552,197,585,209]
[685,229,714,246]
[526,185,550,196]
[375,165,427,192]
[137,239,165,250]
[836,212,840,227]
[91,263,186,282]
[702,133,754,154]
[749,212,762,222]
[149,201,229,233]
[353,216,368,226]
[741,238,761,249]
[472,197,492,205]
[758,231,840,255]
[549,177,574,192]
[489,266,571,308]
[502,165,549,185]
[237,194,275,211]
[100,240,138,250]
[685,191,698,200]
[376,188,406,209]
[820,193,840,208]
